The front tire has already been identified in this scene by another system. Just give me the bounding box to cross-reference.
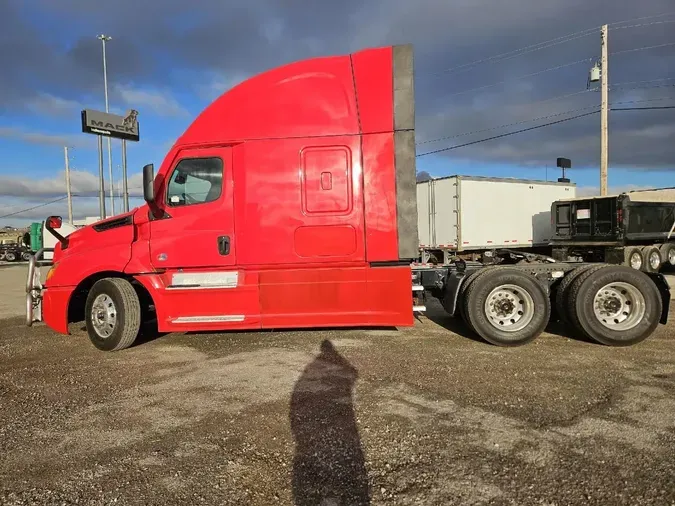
[568,266,662,346]
[463,268,550,347]
[85,278,141,351]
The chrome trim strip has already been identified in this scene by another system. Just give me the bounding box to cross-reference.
[170,271,238,289]
[172,315,245,324]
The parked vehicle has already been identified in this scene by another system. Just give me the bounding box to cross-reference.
[0,236,31,262]
[417,175,575,264]
[25,43,670,351]
[551,188,675,272]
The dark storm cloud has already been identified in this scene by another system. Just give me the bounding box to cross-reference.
[3,0,675,169]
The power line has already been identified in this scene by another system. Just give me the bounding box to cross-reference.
[611,96,675,106]
[611,77,675,87]
[611,83,675,92]
[611,19,675,30]
[431,11,675,77]
[418,104,599,145]
[612,105,675,111]
[445,57,592,98]
[0,197,69,220]
[608,11,675,27]
[611,41,675,56]
[416,110,599,157]
[433,30,596,76]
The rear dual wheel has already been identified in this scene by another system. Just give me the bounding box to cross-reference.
[565,265,661,346]
[660,243,675,267]
[462,268,550,347]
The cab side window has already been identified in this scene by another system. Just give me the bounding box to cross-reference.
[166,157,223,207]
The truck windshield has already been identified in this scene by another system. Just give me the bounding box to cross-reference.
[166,157,223,206]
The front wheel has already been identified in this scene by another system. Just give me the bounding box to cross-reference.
[85,278,141,351]
[21,251,32,262]
[463,268,550,347]
[568,266,662,346]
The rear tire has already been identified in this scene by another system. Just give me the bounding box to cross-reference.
[624,247,643,270]
[85,278,141,351]
[554,264,596,326]
[642,246,661,273]
[458,266,501,333]
[463,268,550,347]
[569,266,661,346]
[4,251,16,262]
[660,243,675,267]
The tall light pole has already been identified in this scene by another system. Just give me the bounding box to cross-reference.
[97,34,115,215]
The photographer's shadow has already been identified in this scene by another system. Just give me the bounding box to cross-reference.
[290,340,371,506]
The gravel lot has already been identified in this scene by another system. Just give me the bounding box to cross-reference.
[1,265,674,505]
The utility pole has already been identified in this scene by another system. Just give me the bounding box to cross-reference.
[97,34,115,215]
[600,24,609,196]
[63,147,74,225]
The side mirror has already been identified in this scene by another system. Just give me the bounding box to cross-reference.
[46,216,62,229]
[143,163,155,203]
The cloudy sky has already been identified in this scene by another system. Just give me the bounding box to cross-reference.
[1,0,674,226]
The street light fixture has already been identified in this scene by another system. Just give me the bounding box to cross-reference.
[97,34,115,215]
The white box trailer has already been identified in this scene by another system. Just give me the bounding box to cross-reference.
[417,176,576,259]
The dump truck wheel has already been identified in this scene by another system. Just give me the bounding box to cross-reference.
[624,247,642,270]
[554,264,596,326]
[85,278,141,351]
[21,251,31,262]
[463,268,550,347]
[659,243,675,267]
[642,246,661,273]
[4,251,16,262]
[568,266,661,346]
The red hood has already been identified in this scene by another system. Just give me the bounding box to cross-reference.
[52,209,139,263]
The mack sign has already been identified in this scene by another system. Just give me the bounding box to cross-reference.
[81,109,140,142]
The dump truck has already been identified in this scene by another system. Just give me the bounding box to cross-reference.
[551,188,675,272]
[26,44,670,351]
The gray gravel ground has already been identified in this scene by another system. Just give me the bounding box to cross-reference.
[0,267,674,505]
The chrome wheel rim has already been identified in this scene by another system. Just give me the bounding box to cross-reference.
[484,284,535,332]
[629,252,642,270]
[593,282,645,331]
[648,251,661,271]
[668,248,675,266]
[91,294,116,338]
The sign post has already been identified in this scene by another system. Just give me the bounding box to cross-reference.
[81,109,139,218]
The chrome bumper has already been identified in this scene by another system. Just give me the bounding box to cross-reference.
[26,248,53,327]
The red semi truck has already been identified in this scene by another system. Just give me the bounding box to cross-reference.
[26,44,670,351]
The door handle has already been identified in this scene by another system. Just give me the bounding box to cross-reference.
[218,236,230,256]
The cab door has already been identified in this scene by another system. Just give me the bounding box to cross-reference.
[150,147,235,269]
